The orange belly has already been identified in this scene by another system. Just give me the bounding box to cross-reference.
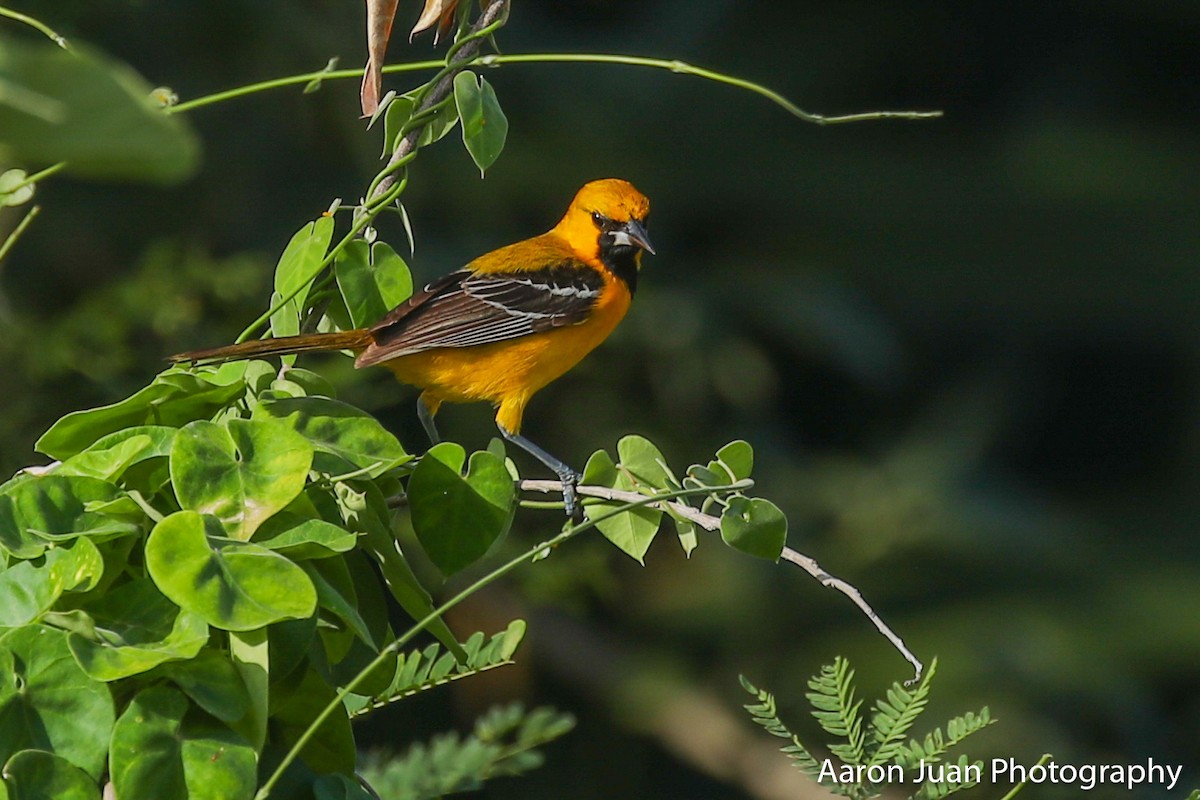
[379,281,630,432]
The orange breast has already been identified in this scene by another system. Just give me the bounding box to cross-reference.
[381,271,631,431]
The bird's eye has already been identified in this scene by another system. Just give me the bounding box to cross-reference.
[591,211,607,229]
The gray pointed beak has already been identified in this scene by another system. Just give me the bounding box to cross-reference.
[613,218,655,255]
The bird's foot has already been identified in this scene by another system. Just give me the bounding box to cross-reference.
[558,467,583,523]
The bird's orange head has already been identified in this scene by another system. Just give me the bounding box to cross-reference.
[552,179,654,291]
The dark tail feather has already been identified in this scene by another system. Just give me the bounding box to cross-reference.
[169,330,371,365]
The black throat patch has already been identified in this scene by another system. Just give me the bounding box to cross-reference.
[598,236,640,295]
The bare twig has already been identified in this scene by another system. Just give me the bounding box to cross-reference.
[520,477,924,683]
[779,547,923,683]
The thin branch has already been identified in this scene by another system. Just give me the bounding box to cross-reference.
[779,547,923,684]
[521,477,924,683]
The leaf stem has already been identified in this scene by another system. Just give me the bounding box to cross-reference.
[169,53,941,125]
[0,204,41,267]
[168,61,445,114]
[477,53,943,124]
[0,5,70,49]
[997,754,1053,800]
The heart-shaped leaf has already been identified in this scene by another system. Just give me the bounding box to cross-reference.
[617,435,673,489]
[145,510,316,631]
[170,418,313,541]
[109,686,256,800]
[720,497,787,560]
[2,749,100,800]
[0,539,104,627]
[0,627,114,778]
[255,396,409,478]
[67,578,208,682]
[582,449,661,564]
[408,443,515,575]
[0,476,134,559]
[453,71,508,176]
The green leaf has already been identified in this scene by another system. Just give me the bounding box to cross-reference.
[161,649,251,724]
[0,627,114,778]
[715,440,754,481]
[333,240,385,327]
[0,169,34,208]
[720,497,787,560]
[333,239,413,328]
[453,71,508,176]
[617,435,673,490]
[371,241,415,307]
[170,418,313,541]
[304,557,373,646]
[270,668,356,775]
[582,450,661,564]
[67,579,207,681]
[0,539,104,627]
[256,514,358,560]
[2,750,100,800]
[408,443,515,576]
[57,426,176,482]
[271,216,336,341]
[0,36,199,182]
[145,510,317,631]
[35,372,245,460]
[256,396,410,478]
[673,517,699,558]
[229,628,269,752]
[0,476,134,559]
[383,93,460,155]
[109,687,256,800]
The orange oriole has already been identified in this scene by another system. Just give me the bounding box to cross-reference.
[170,178,654,517]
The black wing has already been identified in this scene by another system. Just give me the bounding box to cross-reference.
[356,261,605,367]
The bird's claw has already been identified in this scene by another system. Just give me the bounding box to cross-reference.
[559,468,583,522]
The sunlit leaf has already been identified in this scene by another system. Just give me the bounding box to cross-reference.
[255,395,409,478]
[145,510,316,631]
[170,418,313,541]
[0,169,34,207]
[35,372,245,460]
[67,578,208,682]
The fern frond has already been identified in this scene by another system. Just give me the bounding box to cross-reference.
[348,620,526,717]
[894,707,993,769]
[806,657,867,764]
[739,675,823,777]
[868,657,937,766]
[359,702,575,800]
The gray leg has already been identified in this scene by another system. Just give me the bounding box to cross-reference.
[498,425,581,520]
[417,396,440,445]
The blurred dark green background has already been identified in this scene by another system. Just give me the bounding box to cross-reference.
[2,1,1198,798]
